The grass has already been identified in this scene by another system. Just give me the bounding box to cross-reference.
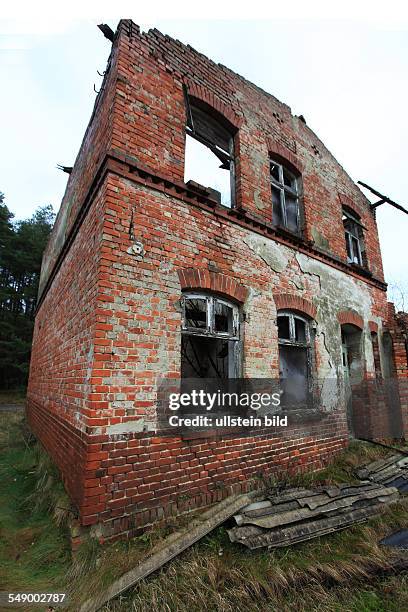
[0,389,26,405]
[0,412,71,602]
[0,408,407,611]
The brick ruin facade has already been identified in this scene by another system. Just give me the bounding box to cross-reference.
[27,20,408,542]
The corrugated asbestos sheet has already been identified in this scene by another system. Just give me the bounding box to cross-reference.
[356,455,408,492]
[228,483,399,550]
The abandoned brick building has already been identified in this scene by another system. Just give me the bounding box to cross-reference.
[27,19,408,541]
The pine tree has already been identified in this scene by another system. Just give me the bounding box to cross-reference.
[0,194,54,389]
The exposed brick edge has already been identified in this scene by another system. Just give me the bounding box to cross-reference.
[337,310,364,330]
[369,321,379,333]
[178,268,248,303]
[184,79,244,128]
[274,293,317,319]
[266,137,304,173]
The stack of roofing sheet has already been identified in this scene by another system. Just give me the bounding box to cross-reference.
[356,455,408,492]
[228,483,399,549]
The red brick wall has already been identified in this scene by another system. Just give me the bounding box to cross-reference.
[28,19,398,540]
[111,20,385,281]
[27,183,107,509]
[384,303,408,433]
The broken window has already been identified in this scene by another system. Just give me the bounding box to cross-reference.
[184,92,235,208]
[270,158,301,233]
[343,209,365,266]
[278,311,311,406]
[181,293,240,378]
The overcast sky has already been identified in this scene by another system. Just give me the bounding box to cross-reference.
[1,16,407,292]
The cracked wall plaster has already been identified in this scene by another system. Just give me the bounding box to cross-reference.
[242,233,290,273]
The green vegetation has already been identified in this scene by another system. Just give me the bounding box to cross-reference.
[0,192,54,390]
[0,409,407,612]
[0,410,71,597]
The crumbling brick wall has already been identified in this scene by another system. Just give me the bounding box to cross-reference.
[27,20,403,542]
[384,303,408,433]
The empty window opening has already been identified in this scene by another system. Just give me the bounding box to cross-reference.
[343,209,365,266]
[181,293,240,379]
[371,332,382,379]
[382,332,397,379]
[184,95,235,208]
[270,158,301,233]
[341,324,363,384]
[277,311,311,406]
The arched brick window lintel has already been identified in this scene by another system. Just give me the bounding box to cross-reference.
[369,321,378,334]
[337,310,364,330]
[177,268,248,303]
[183,80,243,129]
[267,138,304,174]
[274,293,317,320]
[338,193,364,219]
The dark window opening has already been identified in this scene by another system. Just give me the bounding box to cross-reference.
[270,159,301,234]
[277,315,290,340]
[181,335,233,378]
[343,209,365,266]
[371,332,382,380]
[184,296,208,331]
[181,293,240,379]
[341,325,363,384]
[341,323,364,436]
[278,311,311,406]
[184,94,235,208]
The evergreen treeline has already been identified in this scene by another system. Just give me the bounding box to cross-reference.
[0,192,54,389]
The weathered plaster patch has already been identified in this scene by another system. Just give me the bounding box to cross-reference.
[311,226,330,252]
[254,189,266,211]
[106,420,155,435]
[288,277,304,290]
[296,252,375,375]
[294,253,321,290]
[242,234,290,273]
[296,253,372,317]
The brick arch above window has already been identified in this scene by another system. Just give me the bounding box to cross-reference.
[177,268,248,303]
[266,138,304,174]
[337,310,364,330]
[338,193,364,219]
[369,321,378,333]
[183,80,244,129]
[273,293,317,320]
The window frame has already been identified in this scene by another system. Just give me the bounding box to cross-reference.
[342,209,364,266]
[270,158,301,234]
[277,310,314,407]
[184,91,236,208]
[181,293,240,340]
[180,292,241,380]
[277,311,311,348]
